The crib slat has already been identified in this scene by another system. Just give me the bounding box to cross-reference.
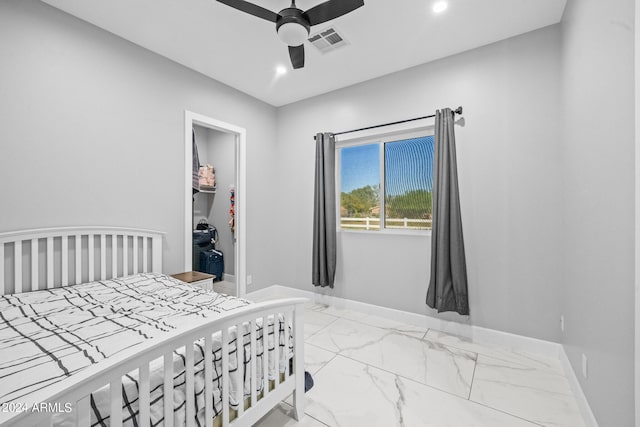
[151,235,162,273]
[61,236,69,287]
[133,236,139,274]
[75,235,82,285]
[250,319,257,407]
[164,351,174,427]
[111,235,118,279]
[100,234,106,280]
[262,315,269,398]
[274,314,280,387]
[88,235,95,281]
[142,237,148,272]
[139,363,150,427]
[284,311,293,381]
[185,342,195,426]
[14,240,22,294]
[293,305,306,419]
[31,239,38,292]
[123,236,129,277]
[76,396,90,427]
[46,237,53,289]
[236,323,244,418]
[222,327,230,427]
[0,243,5,295]
[110,378,123,427]
[284,311,290,377]
[204,334,213,424]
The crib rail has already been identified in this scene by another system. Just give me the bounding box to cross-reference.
[0,226,164,295]
[0,298,306,427]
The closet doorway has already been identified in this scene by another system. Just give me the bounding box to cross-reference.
[184,111,246,297]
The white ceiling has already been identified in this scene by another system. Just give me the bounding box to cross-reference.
[41,0,567,107]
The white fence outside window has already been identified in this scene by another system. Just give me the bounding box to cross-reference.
[340,217,432,230]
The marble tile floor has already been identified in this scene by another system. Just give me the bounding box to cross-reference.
[254,302,584,427]
[212,280,236,296]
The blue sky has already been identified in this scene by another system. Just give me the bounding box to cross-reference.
[340,143,379,193]
[340,136,434,195]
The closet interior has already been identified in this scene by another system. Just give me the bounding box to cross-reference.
[192,125,236,295]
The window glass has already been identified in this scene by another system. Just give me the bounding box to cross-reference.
[384,136,434,230]
[338,133,433,232]
[340,144,380,230]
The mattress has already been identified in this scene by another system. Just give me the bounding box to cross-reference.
[0,273,292,426]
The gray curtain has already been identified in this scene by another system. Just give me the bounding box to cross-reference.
[426,108,469,315]
[312,133,337,288]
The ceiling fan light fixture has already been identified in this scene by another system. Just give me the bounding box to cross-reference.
[277,22,309,46]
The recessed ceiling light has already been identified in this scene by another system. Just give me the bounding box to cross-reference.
[433,1,448,13]
[275,65,288,76]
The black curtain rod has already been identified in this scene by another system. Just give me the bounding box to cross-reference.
[314,106,463,140]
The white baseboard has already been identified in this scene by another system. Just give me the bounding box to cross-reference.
[246,284,597,426]
[247,285,560,358]
[559,348,599,427]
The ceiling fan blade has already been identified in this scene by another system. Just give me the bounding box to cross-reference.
[216,0,279,22]
[288,45,305,69]
[304,0,364,26]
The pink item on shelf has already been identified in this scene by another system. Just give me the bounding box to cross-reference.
[198,164,216,188]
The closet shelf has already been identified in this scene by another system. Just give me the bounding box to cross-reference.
[199,187,217,194]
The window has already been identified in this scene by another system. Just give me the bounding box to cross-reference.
[339,133,434,232]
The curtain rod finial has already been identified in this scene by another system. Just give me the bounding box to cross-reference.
[454,106,463,115]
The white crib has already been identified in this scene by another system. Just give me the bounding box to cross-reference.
[0,226,305,427]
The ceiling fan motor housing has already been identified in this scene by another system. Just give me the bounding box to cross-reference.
[276,8,310,46]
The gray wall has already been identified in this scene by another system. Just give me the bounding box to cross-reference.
[0,0,278,284]
[206,129,236,277]
[636,0,640,423]
[560,0,635,425]
[275,26,565,342]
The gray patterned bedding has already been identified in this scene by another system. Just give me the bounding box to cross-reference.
[0,273,292,426]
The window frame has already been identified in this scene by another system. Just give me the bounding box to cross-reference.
[336,126,435,236]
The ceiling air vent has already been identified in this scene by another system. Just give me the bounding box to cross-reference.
[308,27,349,54]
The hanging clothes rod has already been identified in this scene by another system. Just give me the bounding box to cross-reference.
[314,106,463,140]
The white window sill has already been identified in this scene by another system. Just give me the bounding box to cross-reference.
[337,228,431,237]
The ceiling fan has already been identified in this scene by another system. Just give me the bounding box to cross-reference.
[216,0,365,69]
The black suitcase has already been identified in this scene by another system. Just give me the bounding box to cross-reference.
[199,249,224,281]
[192,229,216,271]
